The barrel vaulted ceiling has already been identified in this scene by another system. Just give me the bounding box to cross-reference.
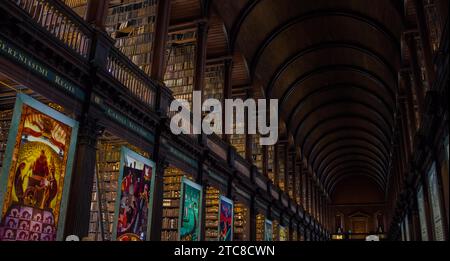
[212,0,404,195]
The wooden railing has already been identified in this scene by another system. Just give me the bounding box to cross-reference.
[106,48,157,109]
[11,0,92,58]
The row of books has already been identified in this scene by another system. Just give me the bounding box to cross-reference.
[205,187,220,241]
[164,75,194,88]
[88,140,122,240]
[0,110,12,169]
[165,63,194,74]
[203,64,225,102]
[164,43,196,108]
[167,30,197,44]
[234,203,249,241]
[105,0,158,76]
[162,217,178,230]
[255,214,265,241]
[107,0,157,18]
[278,145,286,191]
[162,167,190,241]
[230,134,246,159]
[252,134,263,173]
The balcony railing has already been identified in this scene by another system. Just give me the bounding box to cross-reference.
[106,47,156,109]
[11,0,92,59]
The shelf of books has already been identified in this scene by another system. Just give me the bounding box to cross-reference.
[0,109,12,169]
[203,63,225,101]
[233,202,249,241]
[252,134,263,174]
[202,63,225,136]
[105,0,158,75]
[256,213,265,241]
[164,29,197,108]
[277,145,286,192]
[106,0,158,70]
[230,120,246,159]
[267,145,275,183]
[272,219,279,241]
[204,186,220,240]
[161,166,194,241]
[88,132,148,241]
[63,0,88,18]
[287,157,294,200]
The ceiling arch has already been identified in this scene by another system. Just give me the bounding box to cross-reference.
[306,125,391,159]
[316,147,387,175]
[213,0,402,194]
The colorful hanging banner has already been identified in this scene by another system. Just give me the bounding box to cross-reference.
[112,147,156,241]
[218,195,233,241]
[0,93,79,241]
[179,178,202,241]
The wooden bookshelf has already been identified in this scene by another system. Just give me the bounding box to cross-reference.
[252,134,263,174]
[202,63,225,136]
[256,214,265,241]
[63,0,87,18]
[164,29,197,108]
[105,0,158,75]
[161,167,194,241]
[272,219,279,241]
[233,202,249,241]
[0,109,12,169]
[88,139,121,241]
[204,186,220,241]
[230,119,246,159]
[88,134,148,241]
[278,145,286,192]
[203,63,224,101]
[287,158,294,200]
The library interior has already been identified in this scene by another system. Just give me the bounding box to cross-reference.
[0,0,448,241]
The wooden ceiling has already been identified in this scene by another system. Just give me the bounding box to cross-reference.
[210,0,405,194]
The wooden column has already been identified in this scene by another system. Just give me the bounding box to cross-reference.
[274,144,279,186]
[307,175,312,214]
[398,118,408,176]
[150,152,168,241]
[291,152,297,203]
[262,145,268,178]
[405,34,425,122]
[64,118,103,239]
[85,0,109,29]
[413,0,436,85]
[283,143,289,193]
[399,94,413,155]
[194,21,209,91]
[151,0,172,81]
[250,193,257,241]
[296,161,302,204]
[244,89,253,162]
[222,58,233,143]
